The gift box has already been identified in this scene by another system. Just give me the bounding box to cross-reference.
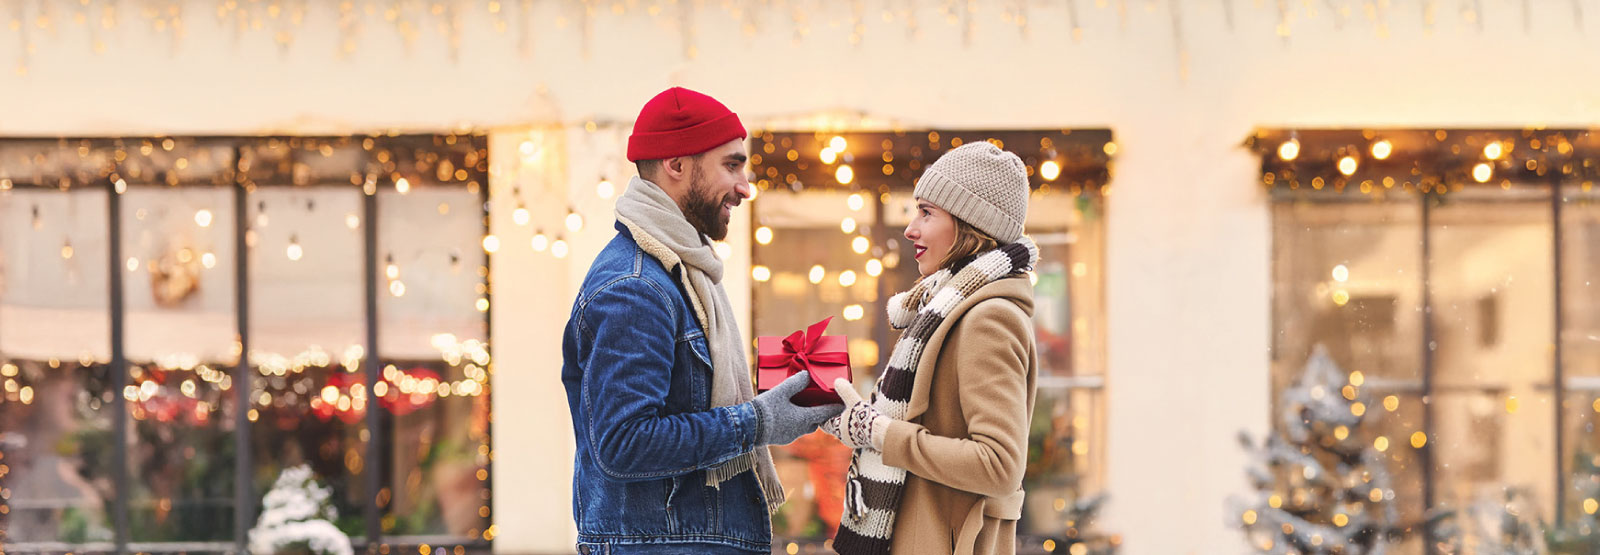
[756,317,851,406]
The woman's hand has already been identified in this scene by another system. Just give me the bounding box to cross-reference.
[828,377,891,450]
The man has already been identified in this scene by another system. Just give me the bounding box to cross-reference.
[562,87,842,554]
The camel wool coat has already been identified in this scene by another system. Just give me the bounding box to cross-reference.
[878,275,1038,555]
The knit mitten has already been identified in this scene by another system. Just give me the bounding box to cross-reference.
[829,378,891,450]
[750,371,844,446]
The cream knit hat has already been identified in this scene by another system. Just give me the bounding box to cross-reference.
[913,141,1030,243]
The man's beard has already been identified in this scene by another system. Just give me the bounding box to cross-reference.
[681,166,735,241]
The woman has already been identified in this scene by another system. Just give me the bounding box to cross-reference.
[825,141,1040,555]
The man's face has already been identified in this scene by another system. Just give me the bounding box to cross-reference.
[679,139,752,242]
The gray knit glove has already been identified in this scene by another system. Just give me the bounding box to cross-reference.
[751,371,844,446]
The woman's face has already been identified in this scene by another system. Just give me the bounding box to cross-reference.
[904,199,957,277]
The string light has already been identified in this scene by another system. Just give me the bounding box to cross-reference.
[512,205,530,226]
[286,236,303,261]
[201,252,217,269]
[835,165,854,185]
[852,236,870,254]
[1040,161,1061,181]
[1337,155,1358,176]
[838,270,857,287]
[1484,141,1505,160]
[847,193,864,211]
[865,259,883,276]
[531,230,549,252]
[194,209,213,227]
[1473,162,1493,183]
[597,179,615,199]
[565,210,584,232]
[389,280,406,297]
[481,235,501,254]
[395,177,411,194]
[840,217,857,234]
[829,136,847,151]
[1370,139,1393,160]
[1277,139,1300,161]
[551,238,569,258]
[755,226,774,245]
[1332,264,1349,282]
[843,304,865,321]
[752,265,771,282]
[820,148,838,164]
[345,213,361,229]
[808,265,825,284]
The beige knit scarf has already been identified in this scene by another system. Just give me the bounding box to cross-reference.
[613,176,785,514]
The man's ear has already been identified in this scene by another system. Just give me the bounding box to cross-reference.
[662,156,690,180]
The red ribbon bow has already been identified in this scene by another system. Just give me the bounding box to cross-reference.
[758,317,849,389]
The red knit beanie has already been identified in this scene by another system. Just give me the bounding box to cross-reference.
[627,87,747,162]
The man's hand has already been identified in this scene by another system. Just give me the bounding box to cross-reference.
[750,371,845,446]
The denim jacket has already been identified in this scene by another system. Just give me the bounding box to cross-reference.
[562,222,771,554]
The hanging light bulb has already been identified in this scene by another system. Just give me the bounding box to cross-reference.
[1370,139,1393,160]
[389,280,406,297]
[566,210,584,232]
[830,136,847,152]
[345,213,360,229]
[551,238,570,259]
[847,193,864,211]
[395,177,411,194]
[286,235,303,261]
[513,205,530,226]
[386,254,399,280]
[808,265,825,284]
[852,236,870,254]
[865,258,883,277]
[1278,139,1300,161]
[531,230,549,252]
[751,265,771,282]
[820,148,838,165]
[838,270,857,287]
[201,252,217,269]
[482,235,501,253]
[755,226,774,245]
[61,240,74,260]
[194,209,213,228]
[1040,161,1061,181]
[597,179,615,199]
[841,217,857,234]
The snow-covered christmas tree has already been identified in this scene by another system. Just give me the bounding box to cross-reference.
[249,464,353,555]
[1233,345,1405,554]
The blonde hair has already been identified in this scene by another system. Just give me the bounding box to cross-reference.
[937,217,1000,271]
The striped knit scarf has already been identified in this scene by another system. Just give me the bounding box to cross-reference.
[833,237,1039,554]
